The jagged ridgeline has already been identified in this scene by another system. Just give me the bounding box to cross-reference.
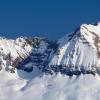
[45,22,100,76]
[1,23,100,76]
[0,36,58,73]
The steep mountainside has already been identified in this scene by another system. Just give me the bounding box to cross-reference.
[0,37,57,73]
[1,23,100,100]
[48,23,100,75]
[1,23,100,76]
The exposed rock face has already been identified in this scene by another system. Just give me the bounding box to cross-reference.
[47,23,100,75]
[17,37,58,72]
[1,23,100,76]
[0,37,58,73]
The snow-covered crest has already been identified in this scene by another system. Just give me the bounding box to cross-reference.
[1,23,100,100]
[48,23,100,75]
[1,23,100,76]
[0,36,57,73]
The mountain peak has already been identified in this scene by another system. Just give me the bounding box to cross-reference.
[1,22,100,76]
[48,22,100,75]
[0,36,57,73]
[80,23,100,36]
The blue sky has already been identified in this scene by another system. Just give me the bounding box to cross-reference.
[0,0,100,40]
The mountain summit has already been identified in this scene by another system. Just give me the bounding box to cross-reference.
[0,37,57,73]
[1,23,100,100]
[47,23,100,75]
[1,23,100,76]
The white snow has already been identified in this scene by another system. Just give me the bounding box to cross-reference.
[0,70,100,100]
[49,23,100,71]
[0,23,100,100]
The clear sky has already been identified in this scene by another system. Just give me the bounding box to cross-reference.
[0,0,100,40]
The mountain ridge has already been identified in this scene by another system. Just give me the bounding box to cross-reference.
[1,23,100,76]
[1,22,100,100]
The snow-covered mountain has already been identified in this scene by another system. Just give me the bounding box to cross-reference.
[1,23,100,100]
[48,22,100,75]
[0,36,57,73]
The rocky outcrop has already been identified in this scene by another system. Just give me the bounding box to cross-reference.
[1,23,100,76]
[0,36,58,73]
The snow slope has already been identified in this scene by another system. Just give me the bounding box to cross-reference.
[49,23,100,75]
[1,23,100,100]
[1,70,100,100]
[0,36,56,73]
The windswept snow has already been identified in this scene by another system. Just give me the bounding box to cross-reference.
[0,23,100,100]
[1,70,100,100]
[49,23,100,73]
